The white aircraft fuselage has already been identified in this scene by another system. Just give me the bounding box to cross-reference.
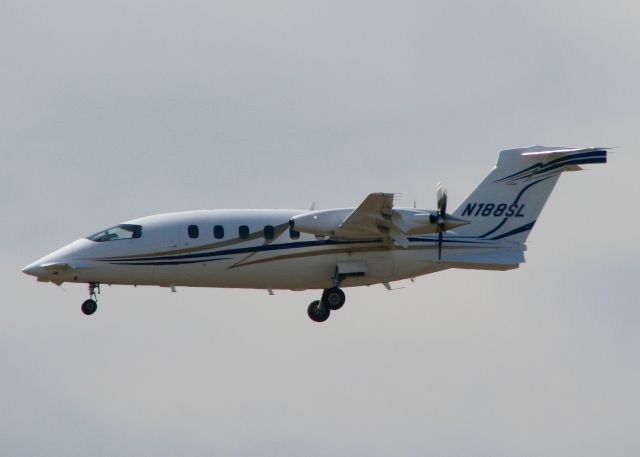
[23,146,607,321]
[24,208,471,290]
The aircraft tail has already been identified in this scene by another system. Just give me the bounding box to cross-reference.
[451,146,607,243]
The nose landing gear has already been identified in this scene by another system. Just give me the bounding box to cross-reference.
[81,283,100,316]
[307,287,346,322]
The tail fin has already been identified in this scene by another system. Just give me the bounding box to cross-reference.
[452,146,607,242]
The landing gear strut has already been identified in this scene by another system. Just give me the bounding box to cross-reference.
[81,283,100,316]
[307,286,346,322]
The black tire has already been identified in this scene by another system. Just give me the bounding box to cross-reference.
[321,287,346,311]
[81,299,97,316]
[307,300,330,322]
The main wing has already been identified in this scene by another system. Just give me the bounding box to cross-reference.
[332,192,395,239]
[289,192,458,247]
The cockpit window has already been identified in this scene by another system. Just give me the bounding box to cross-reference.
[88,224,142,242]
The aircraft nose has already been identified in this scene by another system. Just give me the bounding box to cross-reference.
[22,238,89,281]
[22,261,44,277]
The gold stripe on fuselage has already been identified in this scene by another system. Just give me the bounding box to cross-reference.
[228,243,470,269]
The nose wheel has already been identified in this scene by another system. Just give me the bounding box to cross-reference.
[307,287,346,322]
[81,283,100,315]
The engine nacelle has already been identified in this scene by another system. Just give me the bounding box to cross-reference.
[391,209,437,235]
[289,207,469,240]
[392,208,470,235]
[289,208,353,236]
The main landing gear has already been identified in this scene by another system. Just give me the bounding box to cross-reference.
[307,287,346,323]
[81,283,100,316]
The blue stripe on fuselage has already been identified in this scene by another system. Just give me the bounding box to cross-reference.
[99,236,495,265]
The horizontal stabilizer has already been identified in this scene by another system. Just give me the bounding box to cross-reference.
[520,146,608,157]
[495,146,607,183]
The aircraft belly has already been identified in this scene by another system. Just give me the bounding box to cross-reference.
[382,248,448,282]
[338,248,446,286]
[335,250,395,286]
[170,245,443,289]
[153,264,180,287]
[78,264,155,286]
[176,249,339,289]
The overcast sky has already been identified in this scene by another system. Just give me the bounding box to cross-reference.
[1,1,639,456]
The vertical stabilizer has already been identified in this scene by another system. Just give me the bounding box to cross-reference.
[452,146,607,243]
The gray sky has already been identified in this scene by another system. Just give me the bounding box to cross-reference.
[1,1,638,456]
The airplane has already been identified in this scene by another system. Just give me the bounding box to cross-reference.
[22,145,607,322]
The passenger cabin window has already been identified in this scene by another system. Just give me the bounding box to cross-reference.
[214,225,224,239]
[88,224,142,242]
[289,228,300,240]
[239,225,250,239]
[264,225,275,240]
[188,225,199,239]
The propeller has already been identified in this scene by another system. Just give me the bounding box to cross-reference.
[433,183,448,260]
[427,183,470,259]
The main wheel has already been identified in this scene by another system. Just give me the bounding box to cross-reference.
[307,300,330,322]
[81,299,97,316]
[322,287,346,311]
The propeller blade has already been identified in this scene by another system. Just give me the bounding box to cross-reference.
[435,183,448,261]
[436,183,447,215]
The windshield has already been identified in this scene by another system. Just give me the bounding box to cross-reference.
[88,224,142,242]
